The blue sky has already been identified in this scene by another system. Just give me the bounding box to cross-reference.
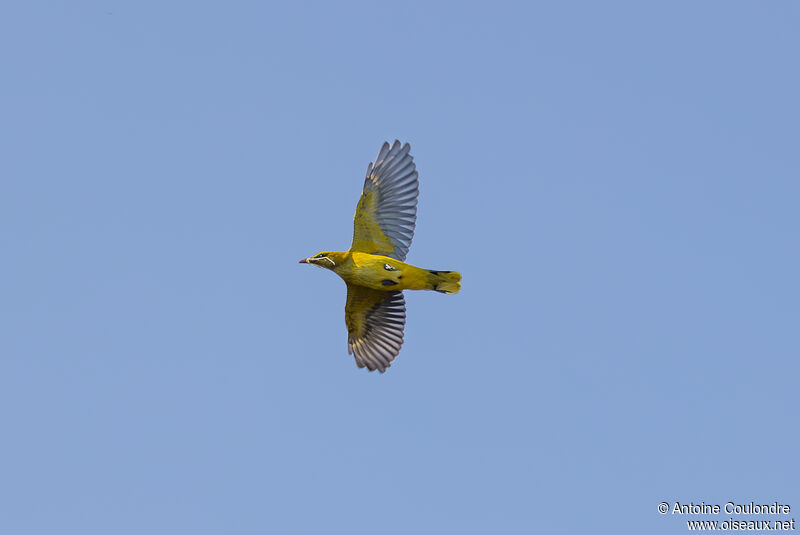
[2,1,798,533]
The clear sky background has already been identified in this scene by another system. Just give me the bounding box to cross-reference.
[2,1,798,534]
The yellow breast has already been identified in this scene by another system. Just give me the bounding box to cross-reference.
[335,252,431,291]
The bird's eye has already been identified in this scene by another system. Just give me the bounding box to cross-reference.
[315,254,325,259]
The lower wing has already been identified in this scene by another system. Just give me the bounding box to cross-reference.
[344,284,406,372]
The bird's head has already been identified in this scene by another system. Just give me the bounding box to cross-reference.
[299,251,342,271]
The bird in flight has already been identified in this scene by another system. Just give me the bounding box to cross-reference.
[300,140,461,372]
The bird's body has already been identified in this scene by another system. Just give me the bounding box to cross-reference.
[300,141,460,372]
[304,251,460,293]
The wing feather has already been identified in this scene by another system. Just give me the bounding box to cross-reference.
[344,285,406,373]
[350,140,419,261]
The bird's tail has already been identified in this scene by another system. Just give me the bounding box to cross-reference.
[428,270,461,294]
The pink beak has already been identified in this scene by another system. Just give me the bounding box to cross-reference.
[299,258,308,264]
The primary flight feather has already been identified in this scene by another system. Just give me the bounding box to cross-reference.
[300,140,461,372]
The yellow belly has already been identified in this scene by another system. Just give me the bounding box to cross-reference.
[335,252,432,291]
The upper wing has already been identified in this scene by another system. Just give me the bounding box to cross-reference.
[349,140,419,261]
[345,284,406,372]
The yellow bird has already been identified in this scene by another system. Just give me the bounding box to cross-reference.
[300,140,461,372]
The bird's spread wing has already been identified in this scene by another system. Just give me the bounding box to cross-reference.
[345,284,406,372]
[349,140,419,261]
